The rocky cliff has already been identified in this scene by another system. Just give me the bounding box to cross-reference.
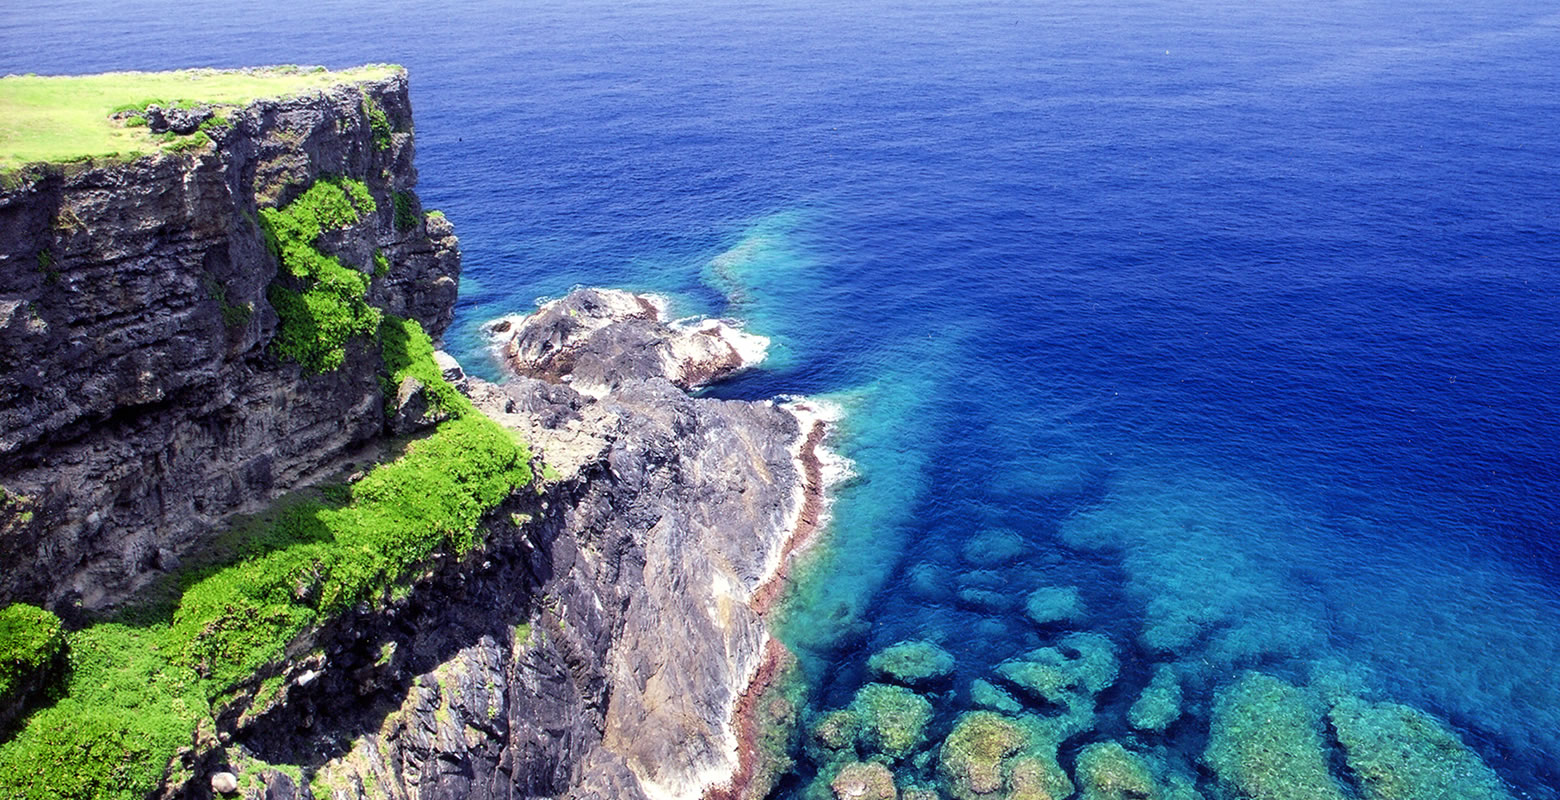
[0,70,825,800]
[0,69,458,612]
[205,289,827,800]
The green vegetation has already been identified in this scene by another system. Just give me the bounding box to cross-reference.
[393,190,418,231]
[0,320,531,799]
[373,248,390,278]
[0,488,35,527]
[0,604,64,702]
[202,274,253,328]
[381,315,466,417]
[1204,673,1347,800]
[261,177,381,373]
[0,65,400,169]
[364,96,392,151]
[34,250,59,283]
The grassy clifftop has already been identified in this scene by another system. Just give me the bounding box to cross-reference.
[0,64,400,169]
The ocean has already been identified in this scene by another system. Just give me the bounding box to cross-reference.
[5,0,1558,796]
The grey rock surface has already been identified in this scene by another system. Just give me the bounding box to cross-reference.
[491,288,770,395]
[0,70,459,611]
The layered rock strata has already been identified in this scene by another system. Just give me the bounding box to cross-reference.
[0,70,456,611]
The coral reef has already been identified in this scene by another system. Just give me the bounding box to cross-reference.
[1128,664,1182,733]
[1204,673,1347,800]
[1328,697,1513,800]
[868,641,955,688]
[1024,586,1086,626]
[1073,742,1159,800]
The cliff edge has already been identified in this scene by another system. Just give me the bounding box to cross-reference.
[0,66,457,611]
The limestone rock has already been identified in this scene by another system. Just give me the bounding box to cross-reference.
[209,771,238,795]
[490,288,768,394]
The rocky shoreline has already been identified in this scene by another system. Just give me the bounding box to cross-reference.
[483,288,845,800]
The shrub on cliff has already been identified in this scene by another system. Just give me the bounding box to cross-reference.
[0,317,532,800]
[261,177,382,373]
[0,603,64,702]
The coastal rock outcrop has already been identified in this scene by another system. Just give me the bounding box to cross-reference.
[0,69,455,612]
[488,288,769,395]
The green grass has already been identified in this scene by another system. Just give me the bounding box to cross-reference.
[262,177,382,373]
[0,65,400,169]
[0,319,532,799]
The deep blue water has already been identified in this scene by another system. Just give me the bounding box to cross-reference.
[6,1,1560,796]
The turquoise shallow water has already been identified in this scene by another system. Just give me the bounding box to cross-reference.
[6,0,1559,795]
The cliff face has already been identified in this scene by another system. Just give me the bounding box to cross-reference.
[0,71,458,612]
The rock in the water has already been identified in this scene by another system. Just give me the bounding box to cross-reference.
[1074,742,1160,800]
[490,288,768,394]
[969,679,1023,715]
[996,632,1118,705]
[852,683,934,761]
[1024,586,1086,626]
[830,761,898,800]
[961,529,1028,567]
[939,712,1025,799]
[868,640,955,688]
